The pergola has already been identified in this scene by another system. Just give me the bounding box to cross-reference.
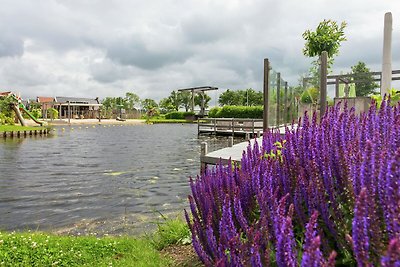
[177,86,218,115]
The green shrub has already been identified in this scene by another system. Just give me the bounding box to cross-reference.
[372,88,400,107]
[208,105,263,118]
[0,112,15,125]
[208,107,221,118]
[165,111,195,119]
[300,87,319,104]
[151,217,191,250]
[47,108,59,119]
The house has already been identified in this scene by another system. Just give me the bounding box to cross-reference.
[37,96,102,119]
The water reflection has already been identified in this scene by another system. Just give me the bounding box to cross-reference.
[0,124,243,235]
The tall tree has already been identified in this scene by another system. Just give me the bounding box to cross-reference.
[125,92,140,110]
[159,97,175,113]
[141,98,158,112]
[218,89,243,106]
[168,91,180,111]
[194,93,211,114]
[350,62,378,96]
[178,91,192,112]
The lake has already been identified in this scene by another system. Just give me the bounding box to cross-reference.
[0,123,241,235]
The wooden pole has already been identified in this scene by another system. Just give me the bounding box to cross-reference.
[200,142,208,174]
[335,78,340,98]
[228,136,234,147]
[263,58,270,132]
[68,101,71,124]
[276,72,281,127]
[191,89,195,112]
[320,51,328,118]
[284,81,288,125]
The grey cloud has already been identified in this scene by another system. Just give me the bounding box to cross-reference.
[89,59,134,83]
[0,34,24,58]
[106,37,192,70]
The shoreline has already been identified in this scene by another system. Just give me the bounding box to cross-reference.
[25,118,146,126]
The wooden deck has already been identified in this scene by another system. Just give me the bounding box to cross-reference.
[198,118,263,137]
[200,124,298,171]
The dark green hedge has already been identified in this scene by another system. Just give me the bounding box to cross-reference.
[165,111,195,119]
[208,106,263,118]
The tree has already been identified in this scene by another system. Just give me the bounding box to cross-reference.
[218,89,262,106]
[141,98,158,112]
[125,92,140,111]
[218,89,243,106]
[194,93,211,115]
[178,91,192,112]
[350,62,378,96]
[159,98,175,113]
[243,89,263,106]
[303,19,347,61]
[303,19,347,87]
[102,97,117,111]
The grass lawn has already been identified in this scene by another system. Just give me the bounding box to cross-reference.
[0,125,48,133]
[0,217,200,267]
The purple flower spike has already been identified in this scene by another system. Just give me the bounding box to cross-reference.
[381,237,400,267]
[352,188,371,266]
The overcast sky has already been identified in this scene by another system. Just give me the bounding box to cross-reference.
[0,0,399,102]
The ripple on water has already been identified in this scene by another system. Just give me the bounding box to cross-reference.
[0,124,242,234]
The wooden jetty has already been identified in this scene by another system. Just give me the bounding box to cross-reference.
[198,118,263,137]
[200,124,298,172]
[2,128,50,139]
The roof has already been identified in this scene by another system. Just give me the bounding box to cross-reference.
[37,96,55,103]
[55,96,100,105]
[0,91,12,97]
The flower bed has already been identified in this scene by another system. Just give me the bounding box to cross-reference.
[186,100,400,266]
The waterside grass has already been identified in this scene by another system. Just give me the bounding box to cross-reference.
[0,125,48,133]
[146,119,196,124]
[0,218,196,267]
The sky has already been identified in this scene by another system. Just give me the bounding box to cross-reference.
[0,0,399,103]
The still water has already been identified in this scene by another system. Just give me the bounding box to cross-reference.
[0,124,239,235]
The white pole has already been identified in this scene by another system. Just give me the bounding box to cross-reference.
[381,12,392,96]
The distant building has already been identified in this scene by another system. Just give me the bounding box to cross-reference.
[36,96,102,119]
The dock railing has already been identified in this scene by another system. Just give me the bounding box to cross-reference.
[198,118,263,137]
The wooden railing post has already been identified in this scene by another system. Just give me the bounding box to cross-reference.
[200,142,208,174]
[228,136,234,147]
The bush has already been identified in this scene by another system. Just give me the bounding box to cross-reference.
[0,112,15,125]
[208,106,263,118]
[47,108,59,119]
[165,111,195,119]
[300,87,319,104]
[186,100,400,266]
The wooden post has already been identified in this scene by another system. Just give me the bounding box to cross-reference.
[214,118,217,135]
[245,132,250,141]
[263,58,270,132]
[200,142,208,174]
[231,118,235,136]
[252,119,255,135]
[335,78,340,98]
[276,72,281,126]
[67,101,71,124]
[191,89,195,112]
[228,136,234,147]
[320,51,328,118]
[284,81,288,125]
